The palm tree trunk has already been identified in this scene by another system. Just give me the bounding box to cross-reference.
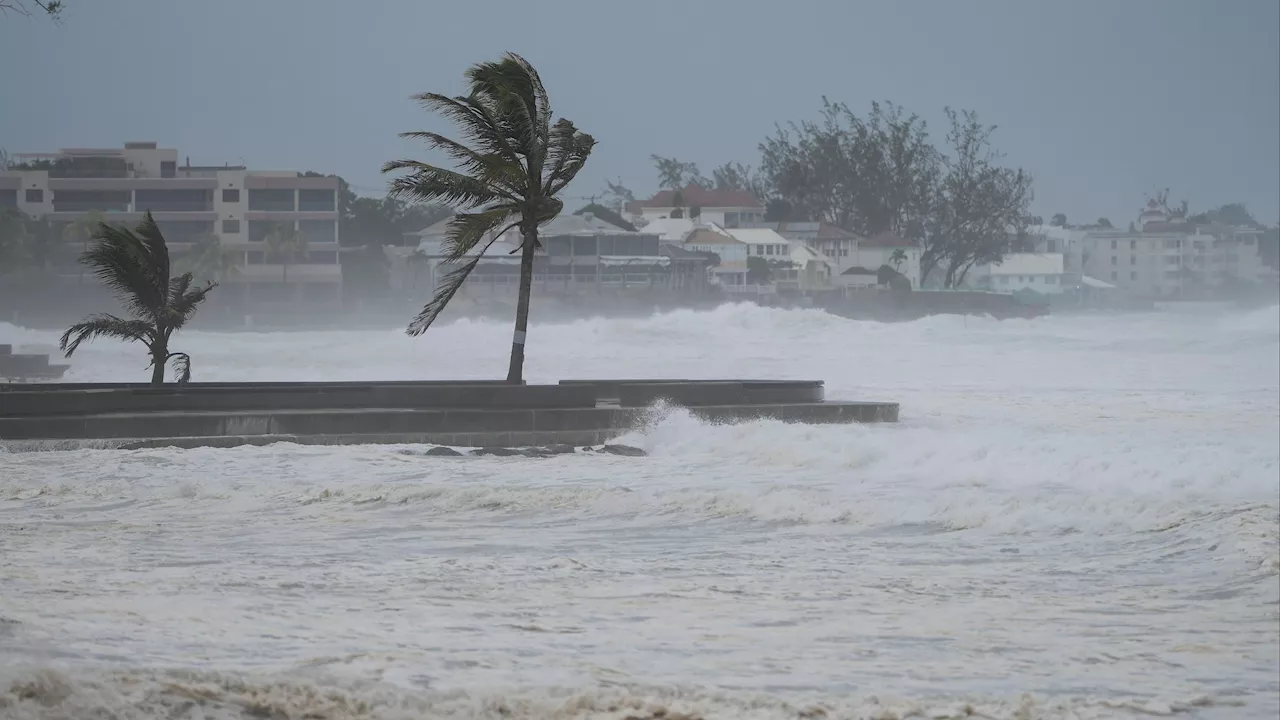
[506,227,537,384]
[150,342,167,385]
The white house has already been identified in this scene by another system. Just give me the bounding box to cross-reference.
[854,231,921,287]
[977,253,1067,295]
[625,184,764,228]
[681,226,751,289]
[724,227,794,261]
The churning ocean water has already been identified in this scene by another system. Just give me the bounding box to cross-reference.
[0,304,1277,719]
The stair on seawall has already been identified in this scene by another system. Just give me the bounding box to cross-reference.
[0,379,899,449]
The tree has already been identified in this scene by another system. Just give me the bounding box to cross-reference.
[1186,202,1262,228]
[760,100,938,239]
[0,0,63,20]
[650,155,709,190]
[59,212,216,385]
[746,255,772,285]
[384,52,595,384]
[600,179,635,214]
[0,208,31,273]
[1050,213,1067,227]
[1096,217,1113,228]
[890,248,907,270]
[764,198,793,222]
[919,108,1033,287]
[177,234,240,285]
[264,223,307,283]
[64,210,105,281]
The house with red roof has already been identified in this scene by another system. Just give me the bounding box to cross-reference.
[625,184,764,229]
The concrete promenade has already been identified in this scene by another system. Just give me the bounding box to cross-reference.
[0,380,899,450]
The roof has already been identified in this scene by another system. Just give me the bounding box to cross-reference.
[1081,275,1117,289]
[407,216,455,238]
[788,240,835,267]
[724,228,790,246]
[816,223,859,240]
[861,231,914,248]
[626,184,762,213]
[535,213,649,236]
[640,217,696,242]
[990,253,1064,275]
[683,227,741,245]
[755,221,860,241]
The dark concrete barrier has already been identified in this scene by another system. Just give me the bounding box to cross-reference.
[0,382,596,418]
[0,344,10,355]
[614,380,823,407]
[0,400,896,445]
[1,379,517,392]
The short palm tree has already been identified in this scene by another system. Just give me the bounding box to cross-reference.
[59,212,217,384]
[383,52,595,383]
[890,248,907,270]
[264,222,307,283]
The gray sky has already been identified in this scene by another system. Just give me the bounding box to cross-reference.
[3,0,1277,226]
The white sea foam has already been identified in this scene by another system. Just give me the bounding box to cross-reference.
[1,305,1278,718]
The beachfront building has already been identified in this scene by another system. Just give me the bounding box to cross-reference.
[0,142,342,304]
[624,185,764,228]
[973,253,1068,295]
[681,226,751,291]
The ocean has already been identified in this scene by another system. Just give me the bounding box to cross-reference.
[1,303,1277,719]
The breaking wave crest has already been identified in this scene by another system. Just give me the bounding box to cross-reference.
[0,665,1238,720]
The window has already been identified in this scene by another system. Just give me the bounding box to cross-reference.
[1130,240,1136,250]
[1130,271,1138,281]
[222,189,240,203]
[766,245,776,256]
[161,161,176,178]
[1164,239,1180,249]
[222,219,241,234]
[1111,256,1117,265]
[1110,240,1117,250]
[24,189,43,203]
[1131,255,1136,265]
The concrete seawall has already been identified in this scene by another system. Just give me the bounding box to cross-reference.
[0,380,898,450]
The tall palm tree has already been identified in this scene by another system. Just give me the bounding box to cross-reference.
[59,212,217,385]
[890,248,907,271]
[264,222,307,284]
[383,52,595,383]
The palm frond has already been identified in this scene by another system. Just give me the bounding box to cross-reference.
[167,272,217,325]
[442,208,519,262]
[466,53,549,166]
[543,120,597,196]
[166,352,192,384]
[406,233,504,336]
[412,92,521,166]
[59,314,153,357]
[398,131,528,197]
[133,212,172,293]
[383,160,514,208]
[79,222,167,321]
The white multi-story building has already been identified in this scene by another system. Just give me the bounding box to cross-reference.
[0,142,342,302]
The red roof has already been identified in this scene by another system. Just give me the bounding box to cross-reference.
[861,231,914,248]
[815,222,858,240]
[626,184,762,213]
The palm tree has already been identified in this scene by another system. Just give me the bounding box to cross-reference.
[63,210,105,282]
[0,209,31,273]
[264,222,307,284]
[179,233,241,285]
[59,212,217,385]
[383,52,595,383]
[890,248,907,271]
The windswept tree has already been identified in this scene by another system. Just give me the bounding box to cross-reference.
[59,212,216,384]
[178,233,241,285]
[0,0,63,19]
[264,222,307,284]
[383,52,595,383]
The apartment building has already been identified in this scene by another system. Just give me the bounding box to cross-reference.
[0,142,341,303]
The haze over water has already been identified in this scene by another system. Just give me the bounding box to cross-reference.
[1,304,1278,719]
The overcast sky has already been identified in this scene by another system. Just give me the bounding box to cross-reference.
[2,0,1277,226]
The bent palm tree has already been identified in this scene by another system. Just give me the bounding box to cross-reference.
[383,52,595,383]
[59,212,217,384]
